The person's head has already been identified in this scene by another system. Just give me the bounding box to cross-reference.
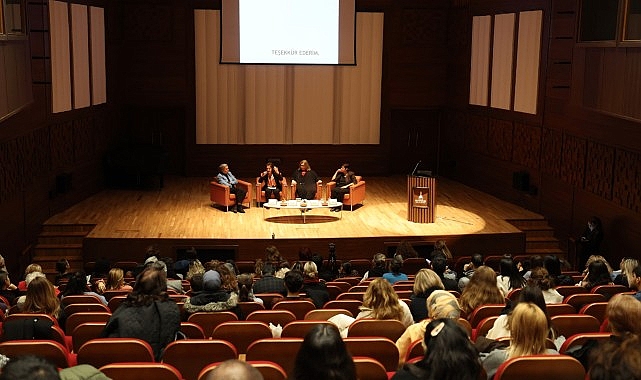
[508,302,549,358]
[499,256,524,289]
[620,258,639,278]
[299,160,311,171]
[413,268,444,295]
[284,270,304,294]
[190,273,204,292]
[431,256,448,276]
[128,265,169,306]
[214,261,238,292]
[340,163,350,172]
[0,355,60,380]
[265,246,282,263]
[459,266,505,315]
[25,271,45,287]
[588,216,602,231]
[303,261,318,280]
[605,293,641,335]
[629,265,641,291]
[529,255,544,270]
[426,290,461,319]
[202,270,222,292]
[145,245,161,260]
[187,259,205,280]
[0,271,10,289]
[361,278,403,321]
[372,253,386,268]
[24,263,42,277]
[543,255,563,277]
[205,359,263,380]
[24,276,61,318]
[390,255,404,275]
[589,333,641,380]
[510,285,550,330]
[527,267,555,291]
[585,255,613,274]
[265,162,274,173]
[55,259,69,275]
[433,240,452,259]
[471,254,484,268]
[416,319,480,380]
[293,324,356,380]
[107,267,126,290]
[218,163,229,174]
[340,262,353,276]
[63,272,89,295]
[237,273,255,302]
[586,260,612,286]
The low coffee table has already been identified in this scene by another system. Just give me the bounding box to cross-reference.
[262,201,342,223]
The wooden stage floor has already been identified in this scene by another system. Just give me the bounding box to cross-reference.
[45,176,543,262]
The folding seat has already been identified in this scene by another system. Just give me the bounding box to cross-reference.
[494,354,585,380]
[76,338,155,368]
[64,303,110,316]
[506,288,522,301]
[336,292,365,301]
[473,316,499,341]
[392,283,414,292]
[61,295,104,306]
[546,303,576,316]
[551,314,601,338]
[454,256,472,275]
[590,285,629,300]
[347,319,407,342]
[579,302,608,323]
[280,320,335,338]
[325,285,342,300]
[211,321,272,353]
[323,300,362,317]
[198,361,287,380]
[246,310,296,327]
[333,277,362,286]
[353,357,388,380]
[187,311,238,337]
[254,293,284,309]
[325,281,351,293]
[344,337,399,372]
[238,301,265,319]
[456,317,473,338]
[162,339,237,380]
[71,322,107,353]
[99,362,182,380]
[0,340,72,368]
[65,312,112,336]
[246,338,304,375]
[467,304,505,327]
[107,295,127,312]
[404,339,425,364]
[272,300,316,320]
[555,286,590,298]
[395,290,412,299]
[179,322,206,339]
[563,293,606,311]
[559,332,612,354]
[304,308,353,320]
[348,285,369,293]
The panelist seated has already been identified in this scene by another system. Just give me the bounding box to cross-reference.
[257,162,286,203]
[329,163,357,212]
[291,159,322,200]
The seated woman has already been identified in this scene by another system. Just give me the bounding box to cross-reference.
[481,302,558,379]
[496,256,526,298]
[329,278,414,338]
[61,272,108,306]
[458,266,505,318]
[292,324,357,380]
[237,273,263,305]
[383,255,409,285]
[102,265,181,360]
[20,276,64,325]
[291,159,321,200]
[578,259,613,290]
[408,268,444,323]
[527,267,563,304]
[361,253,388,282]
[301,261,330,308]
[106,268,134,292]
[258,161,284,201]
[393,318,481,380]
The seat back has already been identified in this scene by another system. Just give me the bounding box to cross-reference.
[555,286,590,298]
[473,316,500,341]
[506,288,523,301]
[344,337,399,372]
[563,293,607,311]
[325,285,342,300]
[64,303,111,316]
[72,322,107,353]
[102,290,131,301]
[246,338,304,376]
[211,321,272,353]
[107,295,128,312]
[187,311,239,337]
[333,277,362,286]
[402,258,428,275]
[61,295,103,306]
[546,303,576,316]
[65,312,111,335]
[0,340,71,368]
[590,285,629,300]
[281,320,335,338]
[494,354,585,380]
[179,322,206,339]
[347,319,407,341]
[456,317,473,338]
[467,304,505,327]
[579,302,608,322]
[162,339,237,380]
[353,357,387,380]
[336,292,365,301]
[559,332,612,354]
[100,363,183,380]
[348,285,369,293]
[405,339,425,364]
[246,310,297,327]
[325,281,352,293]
[238,301,265,319]
[323,300,362,317]
[77,338,155,368]
[272,300,316,320]
[305,308,353,320]
[551,314,601,337]
[254,293,284,309]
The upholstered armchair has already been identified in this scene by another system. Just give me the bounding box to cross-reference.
[326,176,366,211]
[210,179,252,211]
[256,176,289,206]
[290,181,324,200]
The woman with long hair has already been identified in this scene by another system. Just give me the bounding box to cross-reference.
[61,271,108,305]
[393,318,481,380]
[458,266,505,317]
[237,273,263,305]
[301,261,330,308]
[106,268,133,291]
[497,256,526,297]
[22,276,62,321]
[409,268,445,322]
[293,324,356,380]
[579,260,613,290]
[482,302,557,378]
[527,267,563,304]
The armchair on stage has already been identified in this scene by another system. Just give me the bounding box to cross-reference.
[290,182,324,200]
[256,177,289,206]
[326,176,366,211]
[210,179,252,212]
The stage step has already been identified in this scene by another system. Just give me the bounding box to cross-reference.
[32,224,94,282]
[507,218,564,257]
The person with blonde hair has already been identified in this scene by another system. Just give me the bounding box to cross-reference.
[482,302,558,378]
[458,266,505,317]
[17,263,42,292]
[186,259,205,280]
[106,268,133,291]
[396,290,462,367]
[329,278,413,338]
[302,261,330,308]
[21,276,64,324]
[409,268,445,322]
[606,293,641,336]
[291,159,321,200]
[613,257,639,287]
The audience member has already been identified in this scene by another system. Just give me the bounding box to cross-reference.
[292,324,356,380]
[589,334,641,380]
[205,359,264,380]
[393,319,481,380]
[527,267,563,304]
[216,163,247,213]
[496,256,525,297]
[430,240,453,260]
[0,271,19,306]
[17,263,42,292]
[258,162,284,202]
[578,216,603,269]
[458,253,484,291]
[409,268,444,323]
[431,256,459,292]
[184,269,239,315]
[54,259,74,286]
[338,262,359,278]
[395,241,419,259]
[486,286,554,340]
[544,255,574,286]
[329,163,357,212]
[613,258,638,287]
[361,253,387,281]
[0,355,60,380]
[521,255,544,280]
[283,270,309,301]
[312,254,335,282]
[459,266,505,317]
[253,262,286,294]
[102,265,180,360]
[106,267,133,291]
[301,261,330,308]
[629,265,641,301]
[237,273,263,305]
[579,260,613,290]
[61,272,108,305]
[186,259,205,280]
[383,255,409,284]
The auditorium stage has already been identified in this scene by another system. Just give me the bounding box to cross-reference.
[45,175,543,263]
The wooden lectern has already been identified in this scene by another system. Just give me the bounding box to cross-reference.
[407,175,436,223]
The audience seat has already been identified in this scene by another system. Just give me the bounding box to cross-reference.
[238,301,265,319]
[456,317,473,338]
[254,293,284,309]
[348,285,369,293]
[563,293,607,311]
[473,316,499,341]
[402,258,429,275]
[61,295,104,306]
[100,362,183,380]
[590,285,629,300]
[246,338,304,375]
[65,312,111,336]
[405,339,425,364]
[579,302,608,323]
[304,308,353,320]
[162,339,237,380]
[179,322,206,339]
[325,281,352,293]
[0,340,72,368]
[546,303,576,317]
[211,321,272,353]
[323,300,362,317]
[281,320,335,338]
[102,290,132,301]
[353,357,388,380]
[325,176,366,211]
[344,337,399,372]
[272,300,316,320]
[76,338,155,368]
[107,295,128,313]
[64,303,111,316]
[494,354,585,380]
[550,314,601,338]
[467,304,505,327]
[333,277,362,286]
[246,310,297,327]
[555,286,590,298]
[347,319,406,342]
[71,322,107,353]
[336,292,365,301]
[506,288,522,302]
[209,178,252,211]
[559,332,612,354]
[187,311,239,337]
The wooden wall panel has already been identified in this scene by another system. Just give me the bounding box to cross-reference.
[465,114,489,154]
[541,128,562,177]
[487,118,513,161]
[560,134,586,188]
[612,149,641,212]
[50,121,74,170]
[512,122,541,169]
[584,142,614,199]
[0,140,20,202]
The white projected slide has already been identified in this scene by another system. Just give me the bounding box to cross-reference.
[239,0,339,64]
